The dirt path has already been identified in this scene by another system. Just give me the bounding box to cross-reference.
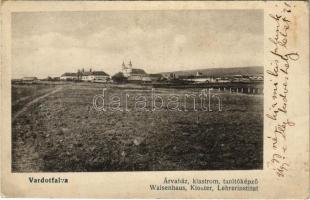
[12,86,63,172]
[12,86,63,122]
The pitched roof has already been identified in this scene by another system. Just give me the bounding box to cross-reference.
[81,71,109,76]
[131,68,146,75]
[92,71,109,76]
[149,74,163,78]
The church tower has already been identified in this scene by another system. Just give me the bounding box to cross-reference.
[122,60,132,77]
[129,60,132,68]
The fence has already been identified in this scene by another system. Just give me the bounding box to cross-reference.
[216,87,263,95]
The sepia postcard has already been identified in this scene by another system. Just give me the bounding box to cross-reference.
[0,1,309,198]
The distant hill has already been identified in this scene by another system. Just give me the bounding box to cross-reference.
[160,66,263,77]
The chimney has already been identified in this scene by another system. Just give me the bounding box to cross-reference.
[90,68,92,72]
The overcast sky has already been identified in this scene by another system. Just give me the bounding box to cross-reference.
[12,10,263,78]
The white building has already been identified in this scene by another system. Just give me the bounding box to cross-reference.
[81,70,110,82]
[60,73,77,81]
[183,77,216,83]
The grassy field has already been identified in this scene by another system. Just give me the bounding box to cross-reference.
[12,82,263,172]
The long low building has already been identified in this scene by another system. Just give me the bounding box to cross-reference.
[81,71,110,82]
[60,73,77,81]
[60,69,110,82]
